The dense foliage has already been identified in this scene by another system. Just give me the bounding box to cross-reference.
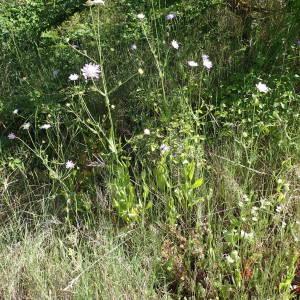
[0,0,299,298]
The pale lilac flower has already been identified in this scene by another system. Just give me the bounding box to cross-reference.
[256,82,269,93]
[202,55,213,69]
[66,160,75,169]
[13,109,18,114]
[40,124,51,130]
[21,122,31,130]
[166,13,176,20]
[8,133,16,140]
[81,63,101,80]
[144,129,150,135]
[160,144,170,153]
[131,44,137,50]
[297,40,300,46]
[187,60,199,67]
[69,74,79,81]
[137,13,145,20]
[171,40,179,50]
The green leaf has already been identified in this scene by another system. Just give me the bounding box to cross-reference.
[191,178,204,189]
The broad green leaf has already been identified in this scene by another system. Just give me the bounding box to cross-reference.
[191,178,204,189]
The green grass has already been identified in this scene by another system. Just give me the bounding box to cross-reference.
[0,218,167,299]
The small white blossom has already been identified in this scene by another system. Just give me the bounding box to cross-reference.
[137,13,145,20]
[81,63,101,80]
[21,122,31,130]
[40,124,51,130]
[13,109,19,114]
[131,44,137,50]
[256,82,269,93]
[203,59,213,69]
[138,68,144,75]
[242,194,250,202]
[202,55,213,69]
[111,105,115,109]
[276,205,283,213]
[251,206,259,215]
[69,74,79,81]
[66,160,75,169]
[160,144,170,153]
[8,133,16,140]
[144,129,150,135]
[187,60,198,67]
[171,40,179,49]
[240,230,254,240]
[225,254,235,264]
[86,0,105,6]
[166,13,176,20]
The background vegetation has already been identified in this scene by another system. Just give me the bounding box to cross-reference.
[0,0,299,298]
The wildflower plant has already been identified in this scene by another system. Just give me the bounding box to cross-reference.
[0,1,299,298]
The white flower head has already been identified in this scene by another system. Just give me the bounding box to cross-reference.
[131,44,137,50]
[86,0,105,6]
[66,160,75,169]
[21,122,31,130]
[276,205,283,213]
[224,254,235,264]
[138,68,144,75]
[166,13,176,20]
[81,63,101,80]
[13,109,19,114]
[240,230,254,240]
[203,59,212,69]
[187,60,199,67]
[40,124,51,130]
[171,40,179,50]
[256,82,269,93]
[8,133,16,140]
[69,73,79,81]
[160,144,170,153]
[137,13,145,20]
[202,55,213,69]
[144,128,150,135]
